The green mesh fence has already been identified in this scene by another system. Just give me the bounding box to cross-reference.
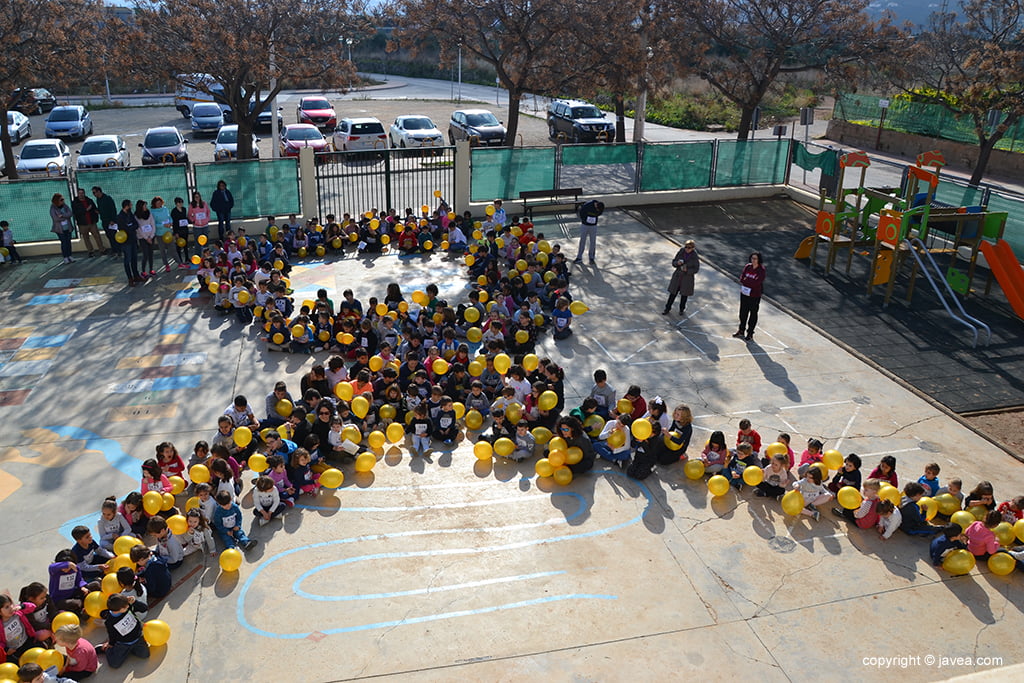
[834,94,1024,152]
[714,139,790,187]
[561,144,637,166]
[934,179,984,208]
[792,142,837,175]
[640,142,713,191]
[76,165,189,212]
[0,177,73,242]
[984,192,1024,260]
[470,148,555,202]
[194,159,300,219]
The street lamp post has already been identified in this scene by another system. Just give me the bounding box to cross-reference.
[346,39,353,92]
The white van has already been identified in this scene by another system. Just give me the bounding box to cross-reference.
[174,74,228,118]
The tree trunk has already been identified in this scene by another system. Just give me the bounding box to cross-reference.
[614,94,626,143]
[237,115,257,161]
[970,136,998,187]
[1,106,16,179]
[505,89,522,146]
[736,106,753,141]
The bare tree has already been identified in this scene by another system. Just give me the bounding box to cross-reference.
[892,0,1024,185]
[0,0,101,178]
[393,0,579,145]
[130,0,369,160]
[664,0,900,139]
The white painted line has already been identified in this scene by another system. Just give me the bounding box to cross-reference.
[834,406,860,450]
[590,338,618,362]
[780,400,853,410]
[856,447,922,457]
[621,337,660,363]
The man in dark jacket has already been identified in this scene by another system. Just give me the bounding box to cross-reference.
[72,187,103,256]
[210,179,234,239]
[92,186,119,255]
[574,199,604,266]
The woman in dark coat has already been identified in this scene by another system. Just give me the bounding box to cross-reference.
[663,239,699,315]
[734,251,767,341]
[557,416,596,475]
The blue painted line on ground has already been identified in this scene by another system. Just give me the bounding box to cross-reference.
[161,324,191,335]
[293,570,567,602]
[27,295,69,305]
[151,375,202,391]
[173,290,200,299]
[22,334,72,349]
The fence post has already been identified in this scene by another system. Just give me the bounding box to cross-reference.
[454,141,471,213]
[710,139,718,188]
[299,147,317,220]
[384,149,393,212]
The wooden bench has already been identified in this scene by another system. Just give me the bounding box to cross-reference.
[519,188,583,219]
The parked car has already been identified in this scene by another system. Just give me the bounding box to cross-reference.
[11,88,57,115]
[212,125,260,160]
[448,109,506,146]
[6,111,31,144]
[44,105,93,140]
[547,99,615,143]
[279,123,329,157]
[296,96,337,131]
[389,115,443,148]
[332,117,387,153]
[139,127,188,165]
[250,102,283,131]
[15,138,72,176]
[77,135,129,169]
[190,103,224,137]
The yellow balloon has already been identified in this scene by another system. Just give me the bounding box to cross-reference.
[231,426,252,448]
[664,432,683,451]
[535,458,554,477]
[276,399,293,417]
[114,229,128,243]
[811,462,829,484]
[1015,519,1024,543]
[515,329,529,344]
[683,459,705,480]
[219,548,243,572]
[531,426,552,445]
[412,290,426,304]
[298,246,307,257]
[101,573,121,596]
[107,553,134,575]
[465,409,484,430]
[538,391,558,411]
[565,446,583,465]
[433,358,450,375]
[616,398,633,415]
[272,333,285,345]
[316,245,326,256]
[463,307,480,323]
[505,402,523,424]
[466,327,482,343]
[198,234,208,246]
[569,301,589,315]
[334,381,354,401]
[742,466,764,486]
[988,552,1017,576]
[942,548,976,575]
[967,505,988,521]
[189,464,210,483]
[274,258,284,270]
[319,468,344,489]
[781,489,805,516]
[764,442,788,458]
[168,475,186,495]
[248,453,267,474]
[18,647,45,667]
[878,485,902,507]
[708,474,731,497]
[478,290,489,303]
[83,590,105,619]
[935,493,961,516]
[161,231,173,243]
[493,437,515,457]
[452,402,466,420]
[548,449,567,467]
[552,467,573,486]
[951,510,975,532]
[185,496,200,511]
[36,649,63,672]
[386,422,405,444]
[515,258,528,272]
[918,496,939,521]
[631,418,652,441]
[368,355,384,373]
[190,254,201,264]
[0,663,16,680]
[474,441,493,460]
[493,353,511,375]
[522,353,539,372]
[367,431,386,450]
[351,395,370,418]
[142,490,163,516]
[821,449,843,471]
[342,425,362,444]
[583,414,605,437]
[548,436,567,452]
[51,611,80,632]
[465,254,476,267]
[237,290,251,304]
[355,452,376,472]
[837,486,862,510]
[114,535,141,556]
[165,514,188,536]
[537,239,552,253]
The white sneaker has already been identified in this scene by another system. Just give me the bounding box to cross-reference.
[258,516,269,526]
[63,257,70,264]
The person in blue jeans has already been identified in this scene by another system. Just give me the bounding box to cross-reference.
[210,180,234,240]
[115,199,141,285]
[211,490,257,551]
[99,593,149,669]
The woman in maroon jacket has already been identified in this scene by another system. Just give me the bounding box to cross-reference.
[733,251,766,341]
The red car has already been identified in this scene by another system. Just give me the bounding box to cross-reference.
[279,124,329,157]
[296,96,337,130]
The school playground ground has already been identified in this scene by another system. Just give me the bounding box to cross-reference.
[0,199,1021,682]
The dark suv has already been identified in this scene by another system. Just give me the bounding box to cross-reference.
[11,88,57,115]
[547,99,615,143]
[448,109,506,146]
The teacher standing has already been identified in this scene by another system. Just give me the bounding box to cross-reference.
[574,199,604,266]
[663,239,699,315]
[50,193,75,264]
[734,252,766,341]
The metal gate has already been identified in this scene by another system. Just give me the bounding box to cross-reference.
[314,146,456,219]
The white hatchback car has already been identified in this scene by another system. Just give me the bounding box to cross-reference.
[77,135,129,168]
[331,117,387,152]
[16,138,72,176]
[212,125,260,160]
[389,115,443,148]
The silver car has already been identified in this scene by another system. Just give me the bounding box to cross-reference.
[389,115,443,148]
[212,125,260,160]
[77,135,129,169]
[6,111,31,144]
[190,103,224,137]
[15,138,72,176]
[332,117,387,152]
[44,105,93,140]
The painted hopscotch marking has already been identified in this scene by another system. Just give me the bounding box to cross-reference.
[107,403,179,422]
[106,375,201,394]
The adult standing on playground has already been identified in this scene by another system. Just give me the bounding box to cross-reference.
[71,187,102,257]
[210,179,234,240]
[663,239,700,315]
[92,186,118,256]
[733,252,766,341]
[574,199,604,266]
[188,191,211,256]
[116,199,142,286]
[49,193,75,264]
